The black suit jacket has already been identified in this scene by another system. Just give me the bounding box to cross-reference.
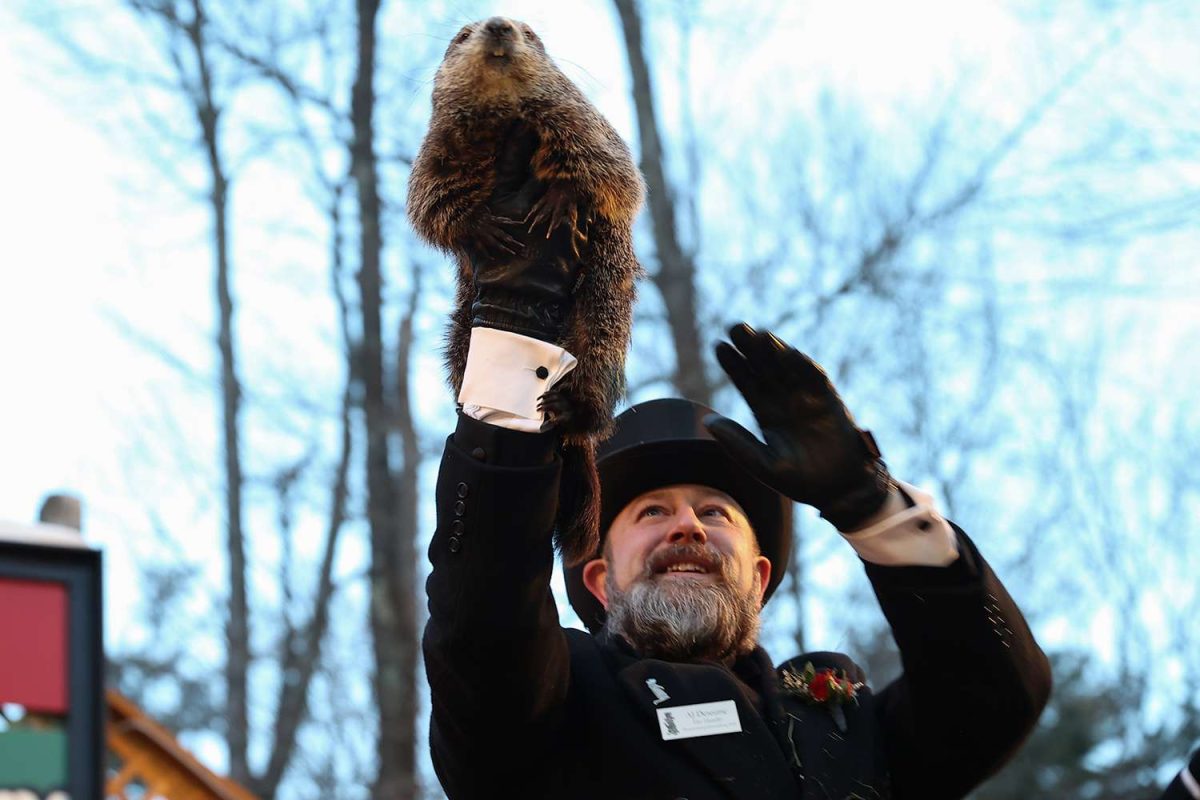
[424,415,1051,799]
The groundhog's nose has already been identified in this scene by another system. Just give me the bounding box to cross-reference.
[484,17,514,39]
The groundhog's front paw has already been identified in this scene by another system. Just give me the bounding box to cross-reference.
[470,212,525,259]
[537,388,576,432]
[525,183,591,257]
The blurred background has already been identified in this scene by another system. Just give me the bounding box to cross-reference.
[1,0,1197,797]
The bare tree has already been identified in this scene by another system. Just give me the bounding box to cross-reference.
[216,1,427,792]
[25,1,369,793]
[346,2,419,796]
[255,181,356,798]
[111,0,253,780]
[612,0,713,405]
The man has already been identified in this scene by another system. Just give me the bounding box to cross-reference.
[423,317,1051,799]
[420,136,1049,796]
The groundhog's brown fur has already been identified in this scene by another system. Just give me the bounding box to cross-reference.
[407,17,645,565]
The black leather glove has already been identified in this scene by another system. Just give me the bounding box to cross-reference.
[467,127,581,343]
[469,247,577,342]
[704,323,894,531]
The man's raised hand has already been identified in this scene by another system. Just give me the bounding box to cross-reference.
[703,323,894,531]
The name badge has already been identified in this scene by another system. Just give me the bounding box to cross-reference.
[656,700,742,741]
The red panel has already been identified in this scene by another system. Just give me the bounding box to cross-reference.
[0,578,68,712]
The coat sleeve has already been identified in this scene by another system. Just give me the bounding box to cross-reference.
[422,414,571,798]
[867,526,1052,800]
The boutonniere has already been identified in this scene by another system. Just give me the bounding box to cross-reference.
[780,662,864,732]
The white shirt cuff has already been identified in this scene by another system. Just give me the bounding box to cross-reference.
[1181,763,1200,800]
[458,327,578,432]
[839,481,959,567]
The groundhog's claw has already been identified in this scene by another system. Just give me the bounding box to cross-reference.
[569,220,590,260]
[537,388,575,432]
[473,213,525,259]
[525,183,585,243]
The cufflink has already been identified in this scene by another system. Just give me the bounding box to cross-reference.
[895,484,931,531]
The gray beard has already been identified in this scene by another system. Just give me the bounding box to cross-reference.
[604,551,762,664]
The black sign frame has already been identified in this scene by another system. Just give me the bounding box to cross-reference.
[0,540,103,800]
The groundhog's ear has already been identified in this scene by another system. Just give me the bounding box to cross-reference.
[443,24,473,58]
[522,24,545,52]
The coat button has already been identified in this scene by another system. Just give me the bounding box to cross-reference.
[451,520,464,535]
[535,365,550,379]
[454,500,466,516]
[449,536,462,553]
[471,446,486,461]
[457,482,469,498]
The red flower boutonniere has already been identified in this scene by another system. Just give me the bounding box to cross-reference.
[780,662,864,732]
[782,662,863,705]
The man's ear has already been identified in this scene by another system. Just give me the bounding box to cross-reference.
[581,558,610,609]
[755,557,772,605]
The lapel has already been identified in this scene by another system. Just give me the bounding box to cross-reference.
[604,635,797,800]
[767,655,886,800]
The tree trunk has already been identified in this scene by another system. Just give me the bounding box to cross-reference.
[612,0,713,404]
[388,270,422,800]
[212,120,250,788]
[176,0,250,782]
[255,188,355,799]
[349,0,418,796]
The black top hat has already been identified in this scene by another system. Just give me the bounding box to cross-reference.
[564,398,793,632]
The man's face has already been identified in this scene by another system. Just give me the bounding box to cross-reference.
[581,484,772,662]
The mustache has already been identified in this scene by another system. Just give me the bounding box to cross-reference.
[642,542,729,579]
[606,543,763,663]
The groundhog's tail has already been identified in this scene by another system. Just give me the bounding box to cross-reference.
[556,439,600,567]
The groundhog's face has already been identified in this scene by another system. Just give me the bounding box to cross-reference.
[433,17,550,110]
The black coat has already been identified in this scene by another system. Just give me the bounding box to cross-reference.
[424,415,1051,799]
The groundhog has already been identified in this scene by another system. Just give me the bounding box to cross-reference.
[407,16,646,566]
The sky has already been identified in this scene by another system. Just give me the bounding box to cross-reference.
[0,20,127,527]
[1,0,1195,663]
[0,19,140,565]
[0,0,1036,647]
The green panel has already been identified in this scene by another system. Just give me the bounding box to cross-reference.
[0,727,67,792]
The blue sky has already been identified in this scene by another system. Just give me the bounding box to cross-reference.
[0,0,1035,641]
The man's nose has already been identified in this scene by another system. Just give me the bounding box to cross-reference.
[666,509,707,545]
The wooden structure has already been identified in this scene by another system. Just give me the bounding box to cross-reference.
[106,690,257,800]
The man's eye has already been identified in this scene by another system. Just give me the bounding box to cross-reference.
[638,505,666,519]
[701,506,730,520]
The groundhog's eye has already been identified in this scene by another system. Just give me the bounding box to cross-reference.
[454,27,472,44]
